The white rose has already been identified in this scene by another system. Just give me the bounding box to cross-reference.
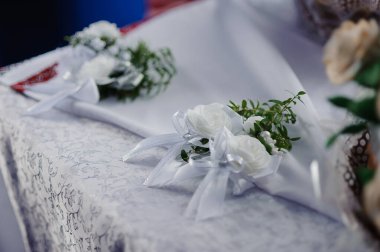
[82,20,120,39]
[228,135,270,175]
[78,54,117,82]
[107,45,119,55]
[89,37,106,51]
[324,19,380,85]
[243,116,263,133]
[186,103,232,138]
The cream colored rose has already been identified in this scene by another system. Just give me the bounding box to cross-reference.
[324,19,379,85]
[78,54,117,82]
[228,135,270,175]
[364,168,380,232]
[186,103,232,138]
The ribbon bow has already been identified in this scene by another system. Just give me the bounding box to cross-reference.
[179,128,282,220]
[123,110,208,186]
[24,77,100,115]
[9,46,99,115]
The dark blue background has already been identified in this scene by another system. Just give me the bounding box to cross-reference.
[0,0,145,66]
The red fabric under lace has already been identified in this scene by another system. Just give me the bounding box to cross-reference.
[11,63,58,93]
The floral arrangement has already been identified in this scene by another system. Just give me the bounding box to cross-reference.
[323,18,380,242]
[66,21,176,100]
[324,19,380,144]
[123,92,304,220]
[5,21,176,116]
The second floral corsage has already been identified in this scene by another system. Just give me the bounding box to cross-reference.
[9,21,176,115]
[123,91,305,220]
[66,21,176,101]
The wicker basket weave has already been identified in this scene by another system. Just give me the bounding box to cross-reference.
[338,131,380,246]
[298,0,380,40]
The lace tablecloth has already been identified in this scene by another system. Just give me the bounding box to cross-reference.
[0,85,358,251]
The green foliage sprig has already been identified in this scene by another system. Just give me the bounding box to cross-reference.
[180,138,209,163]
[229,91,305,153]
[98,41,176,101]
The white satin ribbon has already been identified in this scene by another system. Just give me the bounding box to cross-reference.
[183,128,282,220]
[24,78,100,115]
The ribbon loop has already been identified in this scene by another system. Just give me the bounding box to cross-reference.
[24,78,99,116]
[122,133,183,162]
[172,111,190,137]
[185,167,230,220]
[124,110,205,165]
[144,142,184,187]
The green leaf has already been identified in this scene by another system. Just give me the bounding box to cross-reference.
[326,133,340,148]
[282,125,288,135]
[242,100,247,108]
[326,122,367,147]
[249,100,255,108]
[64,35,72,43]
[328,96,354,108]
[254,122,262,134]
[290,137,301,141]
[257,135,273,154]
[192,146,210,154]
[229,100,237,107]
[341,123,368,134]
[329,95,379,123]
[355,166,375,185]
[355,61,380,88]
[200,138,209,145]
[347,96,378,122]
[268,99,282,105]
[298,91,306,95]
[180,150,189,163]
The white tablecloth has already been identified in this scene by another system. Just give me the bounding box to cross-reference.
[0,84,364,251]
[0,171,25,252]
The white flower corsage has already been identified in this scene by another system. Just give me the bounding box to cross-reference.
[123,91,305,220]
[66,20,176,101]
[14,20,176,115]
